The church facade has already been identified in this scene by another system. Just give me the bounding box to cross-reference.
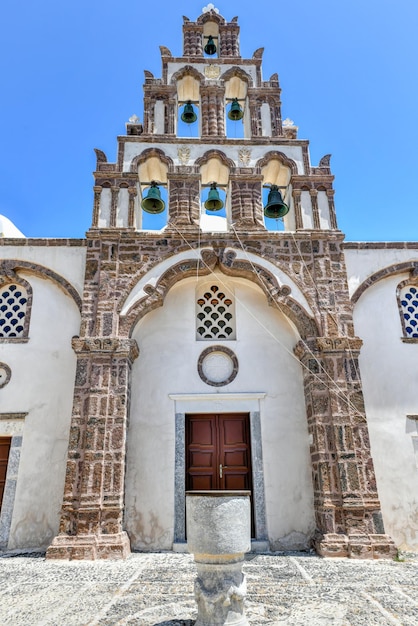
[0,7,417,560]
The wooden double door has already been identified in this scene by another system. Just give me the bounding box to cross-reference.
[186,413,253,492]
[0,437,11,511]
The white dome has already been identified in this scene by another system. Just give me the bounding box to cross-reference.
[0,214,26,238]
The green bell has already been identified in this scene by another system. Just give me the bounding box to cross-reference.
[181,101,197,124]
[204,35,217,55]
[227,98,244,121]
[204,183,224,212]
[264,185,289,219]
[141,182,165,214]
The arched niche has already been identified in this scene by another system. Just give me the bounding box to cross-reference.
[135,152,170,230]
[261,159,292,188]
[200,157,229,187]
[202,19,220,57]
[257,152,297,231]
[199,156,230,231]
[177,74,200,138]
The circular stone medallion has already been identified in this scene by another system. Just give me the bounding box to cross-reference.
[0,363,11,389]
[198,346,238,387]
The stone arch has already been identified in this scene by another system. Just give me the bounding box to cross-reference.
[256,151,298,176]
[130,148,174,173]
[196,12,226,26]
[170,65,205,85]
[195,150,235,170]
[0,259,83,311]
[351,261,418,304]
[118,248,318,340]
[220,66,253,88]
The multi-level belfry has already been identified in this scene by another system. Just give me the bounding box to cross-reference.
[43,6,398,560]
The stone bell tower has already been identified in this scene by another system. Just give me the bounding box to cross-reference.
[46,5,396,559]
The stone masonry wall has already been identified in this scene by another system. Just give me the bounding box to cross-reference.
[46,228,396,559]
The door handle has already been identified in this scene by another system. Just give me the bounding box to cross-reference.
[219,464,229,478]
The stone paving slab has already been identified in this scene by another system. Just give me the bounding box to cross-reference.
[0,551,417,625]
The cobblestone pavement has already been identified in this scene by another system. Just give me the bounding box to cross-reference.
[0,551,417,625]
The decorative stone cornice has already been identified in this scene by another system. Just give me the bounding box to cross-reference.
[71,337,139,361]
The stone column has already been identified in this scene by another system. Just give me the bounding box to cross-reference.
[230,173,265,230]
[92,186,102,228]
[295,337,396,559]
[109,187,118,228]
[310,189,320,229]
[292,189,303,230]
[127,187,137,228]
[187,491,250,626]
[326,189,338,229]
[46,337,139,560]
[247,94,261,137]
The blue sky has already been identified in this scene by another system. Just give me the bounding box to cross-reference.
[0,0,417,241]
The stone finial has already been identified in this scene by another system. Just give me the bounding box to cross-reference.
[319,154,332,168]
[252,47,264,59]
[128,115,140,124]
[159,45,172,57]
[202,3,219,13]
[94,148,107,164]
[282,118,298,139]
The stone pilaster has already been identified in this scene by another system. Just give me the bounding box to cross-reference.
[46,337,139,560]
[294,337,396,559]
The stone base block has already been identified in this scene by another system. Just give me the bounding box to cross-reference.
[45,531,131,560]
[369,534,398,559]
[314,532,397,559]
[314,533,349,558]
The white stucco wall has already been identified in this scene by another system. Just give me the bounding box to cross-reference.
[0,273,82,549]
[347,247,418,550]
[123,141,305,175]
[0,244,85,549]
[344,246,418,299]
[125,273,315,551]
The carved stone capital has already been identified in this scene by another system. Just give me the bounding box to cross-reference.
[72,337,139,361]
[294,336,363,359]
[316,337,363,352]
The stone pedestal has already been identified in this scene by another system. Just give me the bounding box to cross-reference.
[186,491,251,626]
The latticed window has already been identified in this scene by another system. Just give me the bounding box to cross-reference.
[0,283,28,338]
[399,284,418,338]
[196,285,236,340]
